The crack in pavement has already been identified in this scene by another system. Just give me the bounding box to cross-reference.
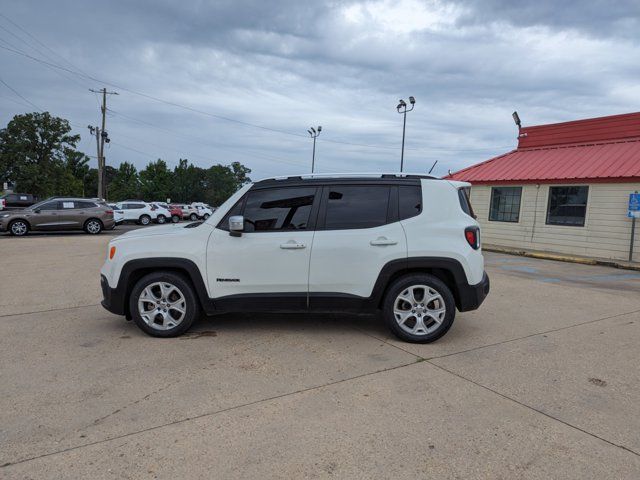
[1,360,418,469]
[0,303,101,318]
[427,361,640,458]
[347,312,640,459]
[426,307,640,360]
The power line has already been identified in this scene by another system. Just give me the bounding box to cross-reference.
[0,12,92,78]
[0,75,42,111]
[0,42,511,155]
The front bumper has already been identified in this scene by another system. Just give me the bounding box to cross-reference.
[101,274,126,315]
[457,271,490,312]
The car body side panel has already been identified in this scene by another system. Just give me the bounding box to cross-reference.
[401,179,484,285]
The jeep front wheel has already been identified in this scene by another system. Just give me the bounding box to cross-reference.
[382,274,455,343]
[130,272,200,337]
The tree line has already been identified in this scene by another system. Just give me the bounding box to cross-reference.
[0,112,251,205]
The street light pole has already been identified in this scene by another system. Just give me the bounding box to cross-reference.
[307,126,322,173]
[396,96,415,172]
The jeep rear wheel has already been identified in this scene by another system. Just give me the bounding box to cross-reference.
[189,213,198,221]
[382,274,455,343]
[171,214,180,223]
[130,272,200,337]
[156,214,167,224]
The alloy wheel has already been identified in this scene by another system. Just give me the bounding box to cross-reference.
[86,220,101,234]
[138,282,187,331]
[393,285,446,336]
[11,221,27,236]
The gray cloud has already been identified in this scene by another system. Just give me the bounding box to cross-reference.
[1,0,638,180]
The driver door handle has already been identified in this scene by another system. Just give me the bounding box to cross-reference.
[370,237,397,246]
[280,241,306,249]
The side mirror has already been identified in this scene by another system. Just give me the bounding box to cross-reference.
[229,215,244,237]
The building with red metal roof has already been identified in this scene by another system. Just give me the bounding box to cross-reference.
[448,112,640,262]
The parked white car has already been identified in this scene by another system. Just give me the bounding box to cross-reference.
[192,204,213,220]
[149,203,172,224]
[101,173,490,342]
[113,201,158,225]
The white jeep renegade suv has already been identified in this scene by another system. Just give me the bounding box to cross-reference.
[101,173,489,343]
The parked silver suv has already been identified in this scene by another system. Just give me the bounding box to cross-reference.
[0,197,115,236]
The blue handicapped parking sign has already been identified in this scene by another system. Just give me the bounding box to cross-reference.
[629,193,640,218]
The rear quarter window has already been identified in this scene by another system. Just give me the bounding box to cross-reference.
[458,187,475,218]
[399,186,422,220]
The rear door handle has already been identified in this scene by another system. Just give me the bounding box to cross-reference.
[280,241,306,249]
[370,237,397,246]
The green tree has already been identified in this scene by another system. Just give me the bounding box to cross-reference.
[172,158,205,203]
[139,159,172,201]
[108,162,140,201]
[203,162,252,206]
[0,112,90,197]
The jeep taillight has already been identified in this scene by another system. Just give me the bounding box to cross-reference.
[465,226,480,250]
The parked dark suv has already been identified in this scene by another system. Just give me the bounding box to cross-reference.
[0,197,115,236]
[0,193,37,209]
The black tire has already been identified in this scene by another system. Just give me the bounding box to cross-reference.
[171,214,180,223]
[129,272,200,337]
[189,213,198,221]
[139,214,151,226]
[156,214,167,224]
[382,274,456,344]
[84,218,103,234]
[203,213,210,220]
[8,219,29,236]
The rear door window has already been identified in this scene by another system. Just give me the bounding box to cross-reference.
[323,185,390,230]
[60,201,76,209]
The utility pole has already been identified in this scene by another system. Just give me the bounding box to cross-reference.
[307,126,322,173]
[89,88,118,199]
[396,96,415,172]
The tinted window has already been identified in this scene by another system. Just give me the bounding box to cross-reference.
[546,186,588,226]
[60,201,76,209]
[399,186,422,220]
[38,201,59,210]
[324,185,390,230]
[489,187,522,222]
[458,187,475,218]
[243,187,316,232]
[130,203,145,209]
[77,201,98,209]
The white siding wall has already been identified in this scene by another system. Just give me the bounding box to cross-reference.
[469,182,640,262]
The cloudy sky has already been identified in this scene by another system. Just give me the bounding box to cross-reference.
[1,0,638,179]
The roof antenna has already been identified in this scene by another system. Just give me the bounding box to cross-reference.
[428,160,438,174]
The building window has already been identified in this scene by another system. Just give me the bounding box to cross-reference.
[489,187,522,223]
[546,186,589,227]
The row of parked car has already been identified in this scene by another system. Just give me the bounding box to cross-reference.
[0,195,216,236]
[107,201,215,226]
